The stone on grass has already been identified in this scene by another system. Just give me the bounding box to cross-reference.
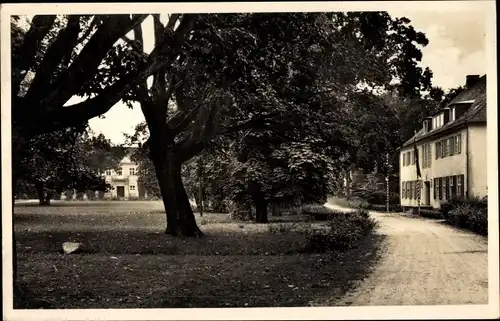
[62,242,83,254]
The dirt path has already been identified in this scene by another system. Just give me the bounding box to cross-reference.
[325,203,488,305]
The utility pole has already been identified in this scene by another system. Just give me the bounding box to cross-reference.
[386,152,390,213]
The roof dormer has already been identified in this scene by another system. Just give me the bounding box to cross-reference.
[423,116,433,133]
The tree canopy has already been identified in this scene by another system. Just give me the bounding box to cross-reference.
[13,12,446,232]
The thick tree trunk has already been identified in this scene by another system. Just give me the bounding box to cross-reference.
[254,196,269,223]
[35,183,50,206]
[151,150,203,237]
[44,193,52,205]
[271,203,281,216]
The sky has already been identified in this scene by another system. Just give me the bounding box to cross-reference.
[86,9,488,144]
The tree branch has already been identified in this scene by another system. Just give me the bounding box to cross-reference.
[24,15,82,110]
[12,15,56,97]
[40,14,149,113]
[152,14,167,102]
[217,112,280,136]
[166,14,181,31]
[18,14,199,135]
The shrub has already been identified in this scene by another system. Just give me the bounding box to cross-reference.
[304,209,376,253]
[441,196,487,218]
[301,204,345,221]
[446,204,487,236]
[267,221,312,234]
[419,209,443,219]
[268,222,297,234]
[369,204,402,212]
[128,196,140,201]
[440,196,488,235]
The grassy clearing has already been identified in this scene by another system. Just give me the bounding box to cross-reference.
[14,201,382,309]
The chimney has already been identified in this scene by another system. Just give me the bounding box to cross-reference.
[466,75,480,87]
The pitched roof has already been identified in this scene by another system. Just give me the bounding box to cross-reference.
[402,75,487,148]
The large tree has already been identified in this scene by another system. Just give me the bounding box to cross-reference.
[13,12,436,236]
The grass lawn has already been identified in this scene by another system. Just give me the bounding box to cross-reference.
[14,201,383,309]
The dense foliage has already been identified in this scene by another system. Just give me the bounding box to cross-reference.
[441,197,488,235]
[13,12,451,232]
[13,125,123,205]
[305,209,377,252]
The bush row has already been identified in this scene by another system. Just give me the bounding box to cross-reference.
[358,203,402,213]
[418,209,443,219]
[269,206,377,253]
[441,197,488,236]
[305,209,377,252]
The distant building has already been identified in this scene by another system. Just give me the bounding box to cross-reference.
[102,148,147,199]
[399,74,487,210]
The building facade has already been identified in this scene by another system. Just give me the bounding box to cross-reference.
[399,75,487,210]
[102,150,146,199]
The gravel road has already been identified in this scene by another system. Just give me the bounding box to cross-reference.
[325,203,488,306]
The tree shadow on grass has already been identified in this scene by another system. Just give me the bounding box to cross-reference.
[15,230,386,308]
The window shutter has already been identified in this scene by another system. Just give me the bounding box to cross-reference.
[438,178,442,199]
[461,174,465,197]
[457,134,462,154]
[449,176,454,198]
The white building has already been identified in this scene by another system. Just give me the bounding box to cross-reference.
[399,75,487,210]
[103,149,146,199]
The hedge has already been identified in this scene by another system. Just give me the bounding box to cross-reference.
[441,197,488,235]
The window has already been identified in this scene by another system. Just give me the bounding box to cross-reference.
[449,176,455,198]
[449,137,455,155]
[457,175,464,197]
[436,142,441,159]
[427,144,432,166]
[451,107,456,121]
[105,170,112,176]
[441,140,447,157]
[402,154,406,167]
[116,167,122,175]
[402,182,406,199]
[130,185,136,191]
[456,134,462,154]
[433,178,437,199]
[422,144,432,168]
[411,150,415,165]
[129,167,136,176]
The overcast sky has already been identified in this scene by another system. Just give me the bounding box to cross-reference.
[87,9,489,144]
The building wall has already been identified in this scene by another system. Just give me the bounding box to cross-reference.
[467,124,487,198]
[400,127,473,209]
